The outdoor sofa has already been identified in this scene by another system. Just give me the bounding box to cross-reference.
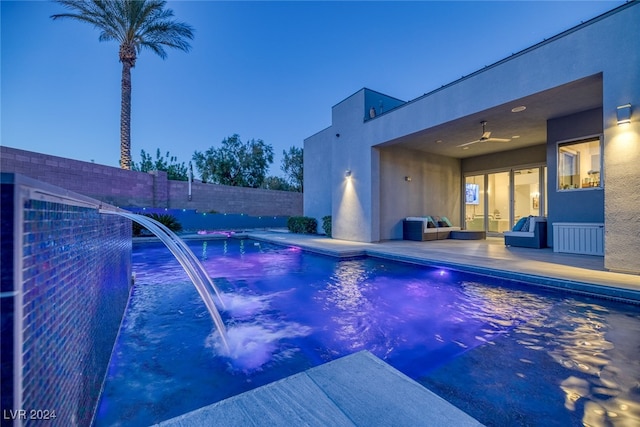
[503,216,547,248]
[403,216,461,241]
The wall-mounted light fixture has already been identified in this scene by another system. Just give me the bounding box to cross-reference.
[404,176,412,182]
[617,103,632,125]
[345,170,352,179]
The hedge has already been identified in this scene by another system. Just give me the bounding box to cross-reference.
[287,216,318,234]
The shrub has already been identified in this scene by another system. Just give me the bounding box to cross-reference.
[132,213,183,236]
[287,216,318,234]
[322,215,332,237]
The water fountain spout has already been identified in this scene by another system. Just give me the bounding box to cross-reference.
[101,209,229,351]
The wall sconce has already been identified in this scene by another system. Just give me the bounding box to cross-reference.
[404,176,411,182]
[617,103,631,125]
[345,170,352,179]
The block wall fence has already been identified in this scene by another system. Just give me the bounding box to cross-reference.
[1,146,303,216]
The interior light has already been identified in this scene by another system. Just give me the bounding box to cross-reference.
[345,170,352,179]
[617,103,632,125]
[511,106,527,113]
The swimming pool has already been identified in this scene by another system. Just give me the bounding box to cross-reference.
[95,238,640,426]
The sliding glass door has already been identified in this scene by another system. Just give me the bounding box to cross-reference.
[514,168,541,227]
[487,171,510,232]
[464,166,546,234]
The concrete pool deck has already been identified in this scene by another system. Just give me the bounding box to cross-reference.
[156,350,483,427]
[242,231,640,303]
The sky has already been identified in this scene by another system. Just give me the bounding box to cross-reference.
[1,0,628,177]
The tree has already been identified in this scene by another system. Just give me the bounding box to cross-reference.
[192,134,274,188]
[51,0,194,170]
[261,176,293,191]
[132,148,188,181]
[282,146,303,192]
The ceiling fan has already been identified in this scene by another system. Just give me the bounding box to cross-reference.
[457,121,511,147]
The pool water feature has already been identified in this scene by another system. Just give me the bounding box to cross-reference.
[95,238,640,426]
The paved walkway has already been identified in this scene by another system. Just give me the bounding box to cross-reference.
[245,231,640,303]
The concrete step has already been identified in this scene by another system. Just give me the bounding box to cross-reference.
[155,350,483,427]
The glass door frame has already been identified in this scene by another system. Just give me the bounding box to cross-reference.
[463,165,546,235]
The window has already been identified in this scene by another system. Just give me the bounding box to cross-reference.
[557,137,601,190]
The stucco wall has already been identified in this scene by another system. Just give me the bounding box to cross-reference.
[462,145,546,175]
[380,147,461,240]
[546,108,605,242]
[303,127,334,232]
[1,146,303,216]
[330,90,379,242]
[605,120,640,274]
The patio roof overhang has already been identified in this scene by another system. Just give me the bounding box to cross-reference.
[375,73,603,159]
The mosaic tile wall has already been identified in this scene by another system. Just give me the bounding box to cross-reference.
[1,174,132,426]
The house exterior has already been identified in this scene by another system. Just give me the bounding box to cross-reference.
[304,2,640,274]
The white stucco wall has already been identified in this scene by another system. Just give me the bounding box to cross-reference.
[599,4,640,274]
[303,127,333,233]
[330,90,378,242]
[379,148,461,240]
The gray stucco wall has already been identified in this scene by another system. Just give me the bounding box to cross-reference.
[380,147,461,240]
[462,145,546,175]
[547,108,605,240]
[303,127,334,233]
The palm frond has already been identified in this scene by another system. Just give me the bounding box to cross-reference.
[51,0,194,56]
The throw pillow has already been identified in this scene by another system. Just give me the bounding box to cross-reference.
[520,216,531,233]
[513,217,528,231]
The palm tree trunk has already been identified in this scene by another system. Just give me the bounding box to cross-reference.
[120,60,132,169]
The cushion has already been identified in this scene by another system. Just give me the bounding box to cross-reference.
[441,216,453,227]
[512,217,528,231]
[438,221,449,228]
[520,216,532,233]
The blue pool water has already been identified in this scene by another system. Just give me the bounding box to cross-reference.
[95,238,640,426]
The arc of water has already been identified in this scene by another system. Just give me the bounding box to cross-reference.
[101,209,229,351]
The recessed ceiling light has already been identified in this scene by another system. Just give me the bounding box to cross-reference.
[435,139,443,144]
[511,106,526,113]
[512,135,520,139]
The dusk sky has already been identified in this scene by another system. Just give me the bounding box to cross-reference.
[1,1,626,177]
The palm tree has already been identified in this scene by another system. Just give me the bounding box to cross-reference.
[51,0,194,170]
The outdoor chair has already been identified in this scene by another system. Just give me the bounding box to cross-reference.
[504,216,547,248]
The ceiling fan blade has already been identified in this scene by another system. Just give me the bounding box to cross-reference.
[482,131,492,140]
[457,139,481,147]
[486,137,511,142]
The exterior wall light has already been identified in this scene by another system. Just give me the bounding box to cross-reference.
[404,176,412,182]
[345,170,352,179]
[617,103,631,125]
